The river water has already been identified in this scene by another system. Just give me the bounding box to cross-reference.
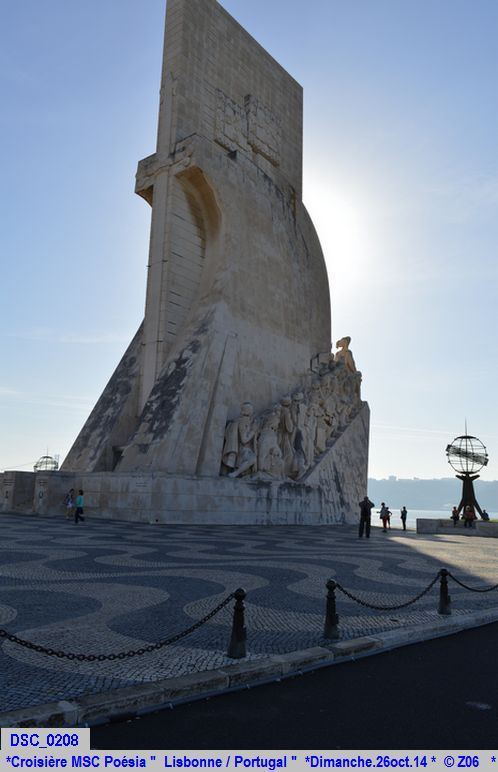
[371,508,449,530]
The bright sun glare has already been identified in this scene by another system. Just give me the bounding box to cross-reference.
[304,183,368,292]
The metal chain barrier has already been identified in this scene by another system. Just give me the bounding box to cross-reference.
[335,574,440,611]
[2,570,498,663]
[0,592,235,662]
[447,572,498,593]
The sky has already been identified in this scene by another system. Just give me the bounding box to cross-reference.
[1,0,497,481]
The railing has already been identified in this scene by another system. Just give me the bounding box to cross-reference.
[0,589,247,661]
[1,570,497,663]
[323,568,498,638]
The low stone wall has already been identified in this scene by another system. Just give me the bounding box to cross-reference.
[33,471,78,516]
[3,471,352,525]
[59,473,348,525]
[416,518,498,538]
[1,471,36,513]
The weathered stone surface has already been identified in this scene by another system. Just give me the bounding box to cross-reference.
[306,405,370,524]
[54,0,369,524]
[28,411,367,524]
[62,324,143,473]
[0,471,35,513]
[62,0,331,478]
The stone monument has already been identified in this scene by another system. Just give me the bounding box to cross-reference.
[16,0,370,523]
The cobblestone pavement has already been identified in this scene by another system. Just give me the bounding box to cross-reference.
[1,513,497,713]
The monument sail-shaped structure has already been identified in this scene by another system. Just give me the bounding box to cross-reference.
[52,0,369,524]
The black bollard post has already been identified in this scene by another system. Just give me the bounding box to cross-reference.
[438,568,451,615]
[227,587,247,659]
[324,579,340,639]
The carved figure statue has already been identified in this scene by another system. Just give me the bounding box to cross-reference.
[222,402,257,478]
[290,392,307,438]
[313,401,328,455]
[320,372,337,441]
[335,367,353,430]
[220,337,364,480]
[290,429,307,480]
[267,445,284,479]
[258,412,283,478]
[307,382,327,456]
[278,396,294,476]
[304,404,317,467]
[335,336,356,373]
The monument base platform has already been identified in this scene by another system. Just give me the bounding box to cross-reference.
[1,407,368,526]
[1,472,356,525]
[416,518,498,538]
[42,474,354,525]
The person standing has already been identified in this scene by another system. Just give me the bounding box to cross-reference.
[74,489,85,524]
[463,505,475,529]
[379,502,390,532]
[64,488,75,520]
[400,506,408,531]
[358,496,375,539]
[451,506,459,526]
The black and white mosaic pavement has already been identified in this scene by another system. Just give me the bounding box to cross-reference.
[1,513,497,713]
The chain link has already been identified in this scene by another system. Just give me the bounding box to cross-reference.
[335,574,440,611]
[447,572,498,593]
[0,593,235,662]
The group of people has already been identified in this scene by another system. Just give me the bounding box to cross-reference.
[451,505,489,528]
[359,499,492,537]
[63,488,85,523]
[358,498,408,538]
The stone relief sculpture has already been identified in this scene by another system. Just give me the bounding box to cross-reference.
[55,0,370,526]
[289,430,307,481]
[221,337,363,481]
[257,412,284,479]
[222,402,258,478]
[304,401,317,471]
[278,396,294,477]
[307,382,326,455]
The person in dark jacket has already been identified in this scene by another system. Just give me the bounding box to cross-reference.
[400,506,408,531]
[358,496,375,538]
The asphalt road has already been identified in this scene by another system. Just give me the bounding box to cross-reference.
[91,622,498,750]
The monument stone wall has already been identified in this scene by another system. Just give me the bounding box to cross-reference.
[1,472,36,514]
[52,0,370,524]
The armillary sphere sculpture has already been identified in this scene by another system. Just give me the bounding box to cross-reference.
[446,434,488,519]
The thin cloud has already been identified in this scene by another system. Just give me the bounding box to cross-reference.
[372,423,456,436]
[372,423,498,442]
[59,333,130,345]
[6,328,129,345]
[0,387,93,412]
[0,387,22,396]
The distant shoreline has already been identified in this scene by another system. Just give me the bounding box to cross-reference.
[368,478,497,512]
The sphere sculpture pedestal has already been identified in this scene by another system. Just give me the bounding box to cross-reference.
[446,435,489,520]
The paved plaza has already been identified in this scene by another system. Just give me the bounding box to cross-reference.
[1,513,498,718]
